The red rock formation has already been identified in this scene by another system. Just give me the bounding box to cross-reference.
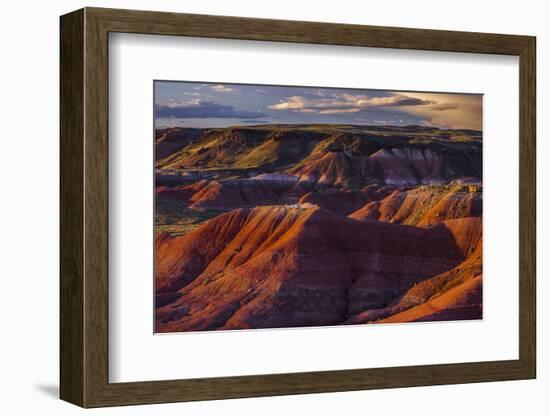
[153,125,484,332]
[188,178,304,211]
[346,232,482,324]
[155,206,481,332]
[349,185,482,226]
[297,186,394,215]
[377,273,482,323]
[418,188,482,227]
[155,180,210,203]
[287,151,380,187]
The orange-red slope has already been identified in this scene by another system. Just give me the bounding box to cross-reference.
[346,238,482,324]
[155,206,481,332]
[349,185,482,227]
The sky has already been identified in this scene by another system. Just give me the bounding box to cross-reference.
[154,81,482,130]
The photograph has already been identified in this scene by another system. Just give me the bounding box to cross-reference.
[154,81,483,333]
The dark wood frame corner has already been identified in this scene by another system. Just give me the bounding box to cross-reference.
[60,7,536,408]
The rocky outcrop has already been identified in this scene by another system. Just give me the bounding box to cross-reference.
[369,146,481,186]
[155,128,203,161]
[287,150,383,187]
[155,180,210,202]
[349,184,482,226]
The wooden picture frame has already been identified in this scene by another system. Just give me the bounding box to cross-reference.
[60,7,536,408]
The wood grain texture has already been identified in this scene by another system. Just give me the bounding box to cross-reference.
[83,10,110,406]
[59,7,537,408]
[88,7,532,54]
[518,38,537,376]
[59,8,84,407]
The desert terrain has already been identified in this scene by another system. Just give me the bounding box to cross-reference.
[154,124,482,332]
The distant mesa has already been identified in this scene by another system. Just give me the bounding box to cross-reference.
[155,125,481,188]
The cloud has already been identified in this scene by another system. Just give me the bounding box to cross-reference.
[268,93,434,114]
[367,96,434,107]
[396,92,482,130]
[211,84,238,93]
[429,103,460,111]
[269,91,481,130]
[155,100,266,119]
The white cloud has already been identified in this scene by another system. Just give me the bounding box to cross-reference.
[269,91,482,130]
[211,84,238,93]
[268,93,434,114]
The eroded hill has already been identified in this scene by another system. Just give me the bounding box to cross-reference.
[155,206,481,331]
[156,124,481,187]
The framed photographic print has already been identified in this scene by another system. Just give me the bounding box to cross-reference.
[60,7,536,408]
